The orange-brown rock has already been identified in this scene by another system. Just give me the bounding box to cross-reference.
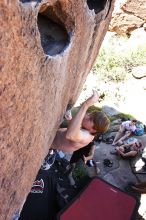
[0,0,114,219]
[109,0,146,35]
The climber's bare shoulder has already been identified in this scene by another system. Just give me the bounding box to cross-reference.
[52,128,94,153]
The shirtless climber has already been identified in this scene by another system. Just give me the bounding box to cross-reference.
[52,90,110,153]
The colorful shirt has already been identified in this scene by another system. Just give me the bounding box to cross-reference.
[122,121,136,132]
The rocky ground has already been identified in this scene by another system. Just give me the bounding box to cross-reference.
[55,134,146,219]
[88,117,146,220]
[57,115,146,220]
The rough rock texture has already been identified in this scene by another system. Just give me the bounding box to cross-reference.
[0,0,114,219]
[109,0,146,35]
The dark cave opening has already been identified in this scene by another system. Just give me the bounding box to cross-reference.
[20,0,42,3]
[37,6,70,56]
[87,0,108,14]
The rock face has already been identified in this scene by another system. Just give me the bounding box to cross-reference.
[0,0,114,219]
[109,0,146,35]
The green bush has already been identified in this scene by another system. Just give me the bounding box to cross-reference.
[93,35,146,82]
[110,113,135,122]
[73,160,88,181]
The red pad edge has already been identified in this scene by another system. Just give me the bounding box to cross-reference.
[58,178,137,220]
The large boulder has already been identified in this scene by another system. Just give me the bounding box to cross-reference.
[109,0,146,35]
[0,0,114,219]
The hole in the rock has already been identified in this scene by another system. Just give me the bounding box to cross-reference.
[87,0,107,14]
[20,0,41,3]
[37,6,70,56]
